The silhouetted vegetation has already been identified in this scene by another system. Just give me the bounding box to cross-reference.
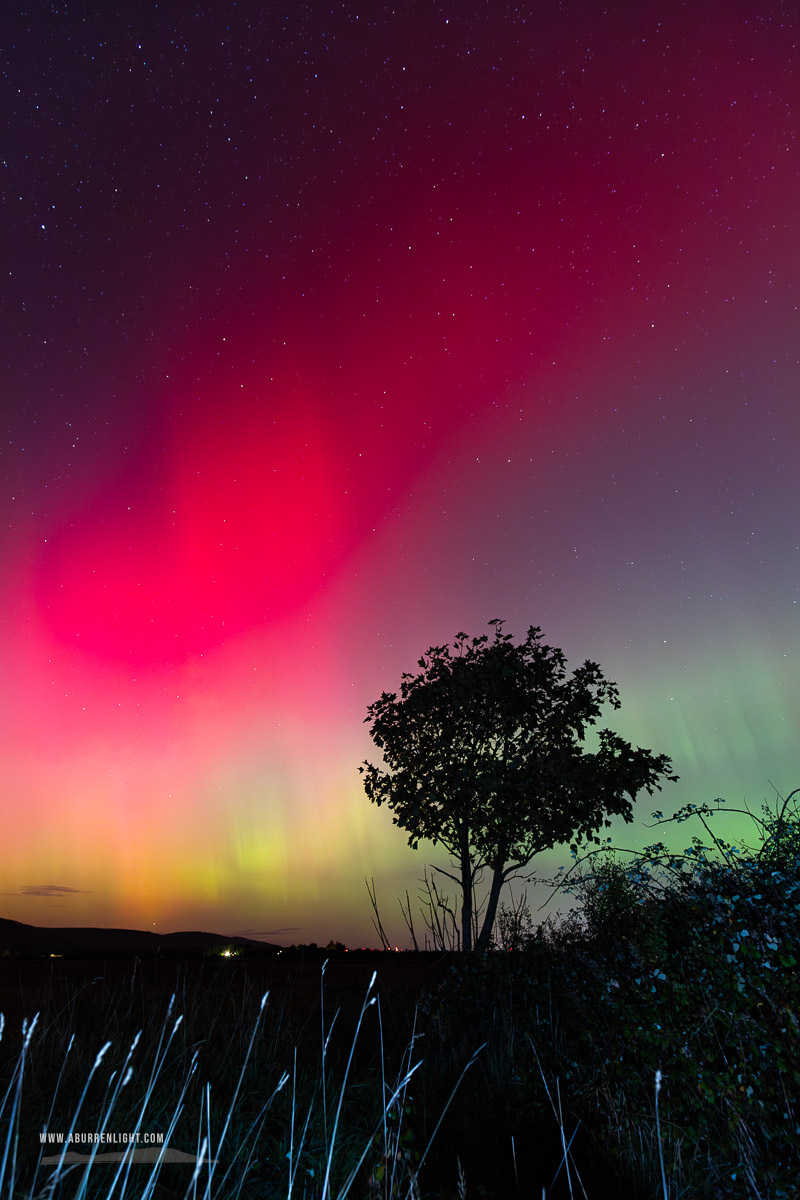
[0,791,797,1196]
[362,621,677,950]
[414,788,800,1197]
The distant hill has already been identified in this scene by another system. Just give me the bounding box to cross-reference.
[0,917,280,957]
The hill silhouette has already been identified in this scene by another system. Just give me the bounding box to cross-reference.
[0,917,280,957]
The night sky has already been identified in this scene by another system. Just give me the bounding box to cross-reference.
[2,2,797,945]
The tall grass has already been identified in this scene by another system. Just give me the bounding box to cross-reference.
[0,960,483,1199]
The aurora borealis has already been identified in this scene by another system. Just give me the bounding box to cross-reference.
[3,3,798,945]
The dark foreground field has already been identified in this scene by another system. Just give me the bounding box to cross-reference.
[2,801,799,1199]
[3,945,633,1200]
[0,949,635,1199]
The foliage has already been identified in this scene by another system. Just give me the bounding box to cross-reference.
[361,620,677,950]
[418,787,800,1198]
[493,891,536,953]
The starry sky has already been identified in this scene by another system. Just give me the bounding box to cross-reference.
[2,2,797,945]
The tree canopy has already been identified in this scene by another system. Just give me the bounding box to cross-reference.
[361,620,678,950]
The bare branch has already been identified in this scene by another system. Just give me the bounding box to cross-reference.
[364,876,391,951]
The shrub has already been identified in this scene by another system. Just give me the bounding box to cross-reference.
[418,789,800,1198]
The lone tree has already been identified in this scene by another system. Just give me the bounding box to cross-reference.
[361,620,678,951]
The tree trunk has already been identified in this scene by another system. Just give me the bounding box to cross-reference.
[459,827,472,953]
[475,859,506,951]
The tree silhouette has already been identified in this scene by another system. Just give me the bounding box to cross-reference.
[361,620,678,951]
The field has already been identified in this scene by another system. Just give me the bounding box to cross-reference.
[0,949,635,1199]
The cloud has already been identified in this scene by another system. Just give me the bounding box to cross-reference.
[19,884,91,897]
[238,927,300,937]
